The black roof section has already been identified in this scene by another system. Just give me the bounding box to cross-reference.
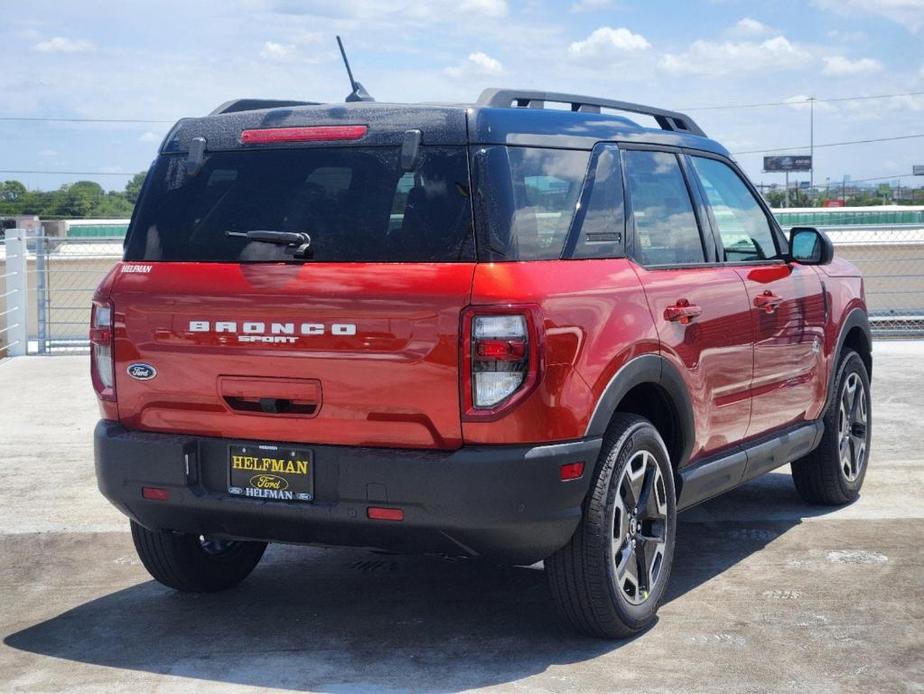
[477,88,706,138]
[160,90,725,156]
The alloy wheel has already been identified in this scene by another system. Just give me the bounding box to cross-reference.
[838,372,868,482]
[611,450,669,605]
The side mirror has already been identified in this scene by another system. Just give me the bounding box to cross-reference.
[789,226,834,265]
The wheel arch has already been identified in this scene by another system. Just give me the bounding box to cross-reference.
[827,308,872,414]
[585,354,695,469]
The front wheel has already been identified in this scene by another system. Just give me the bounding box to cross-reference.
[546,413,677,639]
[131,520,267,592]
[791,349,871,506]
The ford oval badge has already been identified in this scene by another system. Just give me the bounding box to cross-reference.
[127,363,157,381]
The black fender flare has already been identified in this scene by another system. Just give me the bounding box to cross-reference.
[584,354,695,466]
[824,307,872,414]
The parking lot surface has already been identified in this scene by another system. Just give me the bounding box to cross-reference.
[1,344,922,693]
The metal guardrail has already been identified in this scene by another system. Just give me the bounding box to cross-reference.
[1,226,922,357]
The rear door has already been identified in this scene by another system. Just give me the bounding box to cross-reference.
[622,147,754,464]
[687,153,826,437]
[112,144,476,450]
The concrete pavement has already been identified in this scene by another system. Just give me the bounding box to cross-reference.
[0,346,922,693]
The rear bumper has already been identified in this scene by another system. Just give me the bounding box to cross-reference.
[94,421,601,564]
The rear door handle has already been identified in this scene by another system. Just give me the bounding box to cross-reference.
[664,300,703,324]
[754,291,783,313]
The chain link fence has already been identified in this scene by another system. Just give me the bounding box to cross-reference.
[0,232,122,355]
[1,224,923,356]
[816,225,924,337]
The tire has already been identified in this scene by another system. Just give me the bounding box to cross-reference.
[130,520,267,592]
[791,348,871,506]
[546,413,677,639]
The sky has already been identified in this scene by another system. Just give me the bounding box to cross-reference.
[2,0,923,193]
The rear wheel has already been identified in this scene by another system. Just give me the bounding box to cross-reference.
[546,413,676,639]
[791,349,871,505]
[130,520,267,592]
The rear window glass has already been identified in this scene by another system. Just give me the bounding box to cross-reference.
[473,146,590,260]
[125,147,474,263]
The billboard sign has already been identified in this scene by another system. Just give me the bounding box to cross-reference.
[763,155,812,172]
[914,165,924,176]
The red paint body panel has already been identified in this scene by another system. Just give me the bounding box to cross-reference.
[632,264,753,462]
[92,252,866,458]
[735,263,827,436]
[104,262,475,449]
[466,259,657,445]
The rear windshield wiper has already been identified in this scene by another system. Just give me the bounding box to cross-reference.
[226,230,312,258]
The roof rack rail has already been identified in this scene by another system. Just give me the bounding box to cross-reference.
[209,99,321,116]
[476,88,706,138]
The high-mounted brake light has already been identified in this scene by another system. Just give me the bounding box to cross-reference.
[90,300,116,401]
[240,125,368,145]
[462,307,542,420]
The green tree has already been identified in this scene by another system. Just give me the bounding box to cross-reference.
[1,180,27,203]
[60,181,105,217]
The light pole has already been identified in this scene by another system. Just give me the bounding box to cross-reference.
[809,96,815,191]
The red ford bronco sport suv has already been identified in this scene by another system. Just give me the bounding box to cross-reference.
[93,89,872,638]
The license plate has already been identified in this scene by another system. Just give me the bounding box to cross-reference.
[228,444,313,502]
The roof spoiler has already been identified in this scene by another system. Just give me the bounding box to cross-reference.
[209,99,320,116]
[476,88,706,137]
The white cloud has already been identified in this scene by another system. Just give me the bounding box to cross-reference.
[445,51,503,78]
[38,149,58,158]
[33,37,96,53]
[570,0,615,12]
[139,132,160,143]
[459,0,508,17]
[822,55,884,76]
[660,35,812,77]
[260,40,296,61]
[813,0,924,33]
[728,17,773,36]
[569,27,651,61]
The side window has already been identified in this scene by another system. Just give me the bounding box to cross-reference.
[623,150,705,266]
[570,145,625,259]
[690,156,780,262]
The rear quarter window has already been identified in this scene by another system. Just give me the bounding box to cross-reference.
[472,145,590,261]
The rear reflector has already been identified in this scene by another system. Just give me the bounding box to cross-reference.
[142,487,170,501]
[240,125,368,145]
[559,461,585,481]
[367,506,404,521]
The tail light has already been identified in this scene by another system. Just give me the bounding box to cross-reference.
[462,307,541,420]
[90,300,115,401]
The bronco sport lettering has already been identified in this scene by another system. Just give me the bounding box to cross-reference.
[92,87,872,639]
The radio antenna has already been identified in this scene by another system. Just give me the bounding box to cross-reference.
[336,36,374,103]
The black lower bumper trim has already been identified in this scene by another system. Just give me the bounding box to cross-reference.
[94,422,601,565]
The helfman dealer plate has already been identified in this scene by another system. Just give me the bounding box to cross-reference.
[228,444,313,502]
